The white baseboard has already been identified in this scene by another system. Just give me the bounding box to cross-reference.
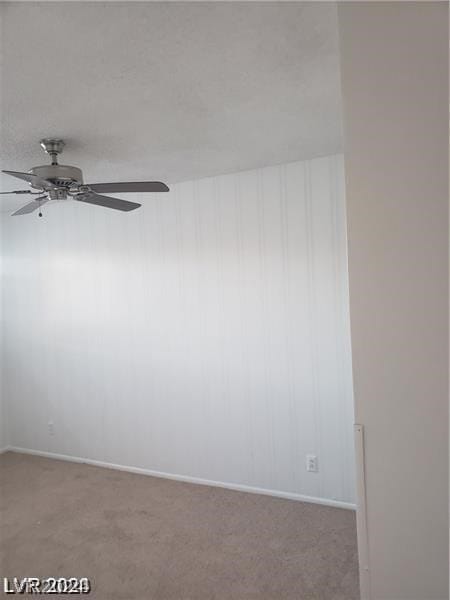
[7,446,356,511]
[0,446,10,454]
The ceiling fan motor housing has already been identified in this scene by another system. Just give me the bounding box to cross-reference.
[28,164,84,189]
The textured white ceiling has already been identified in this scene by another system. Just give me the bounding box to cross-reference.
[0,1,342,210]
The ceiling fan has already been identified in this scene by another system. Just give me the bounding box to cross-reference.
[1,139,169,216]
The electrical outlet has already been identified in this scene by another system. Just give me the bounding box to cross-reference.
[306,454,318,473]
[47,421,55,436]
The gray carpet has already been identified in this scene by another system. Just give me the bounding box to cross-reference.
[0,452,359,599]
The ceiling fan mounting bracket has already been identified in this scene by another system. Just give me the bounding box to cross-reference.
[40,138,65,165]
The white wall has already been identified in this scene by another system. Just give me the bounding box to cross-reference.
[0,370,5,452]
[338,2,448,598]
[0,233,6,451]
[1,154,355,506]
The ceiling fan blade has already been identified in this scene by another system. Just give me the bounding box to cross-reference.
[88,181,169,193]
[76,191,141,212]
[2,170,54,190]
[0,190,34,195]
[11,197,49,216]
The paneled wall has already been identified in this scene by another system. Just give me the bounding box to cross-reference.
[1,155,355,505]
[0,247,6,451]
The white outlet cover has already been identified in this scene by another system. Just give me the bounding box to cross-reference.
[306,454,318,472]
